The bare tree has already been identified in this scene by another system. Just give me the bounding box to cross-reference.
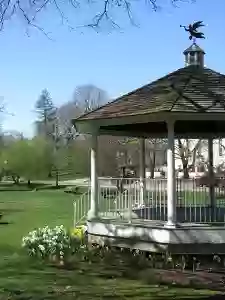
[118,137,167,178]
[57,101,80,142]
[146,139,167,178]
[0,0,195,33]
[55,85,109,179]
[57,84,109,139]
[98,135,122,176]
[175,139,204,178]
[73,84,109,113]
[212,139,225,172]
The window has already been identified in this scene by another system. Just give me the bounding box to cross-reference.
[189,52,195,65]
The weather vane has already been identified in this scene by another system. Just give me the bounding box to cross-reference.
[180,21,205,42]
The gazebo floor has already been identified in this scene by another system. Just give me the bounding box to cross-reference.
[87,217,225,254]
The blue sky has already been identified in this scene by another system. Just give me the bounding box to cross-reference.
[0,0,224,136]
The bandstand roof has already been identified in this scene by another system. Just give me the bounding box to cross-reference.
[73,58,225,139]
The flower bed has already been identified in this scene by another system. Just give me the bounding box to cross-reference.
[22,225,87,263]
[21,225,225,290]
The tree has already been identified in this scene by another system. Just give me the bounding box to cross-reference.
[0,101,5,154]
[52,137,90,177]
[117,137,167,178]
[51,116,64,187]
[0,0,194,33]
[98,135,124,177]
[146,139,167,178]
[52,85,108,181]
[73,84,108,113]
[35,89,56,139]
[0,138,51,184]
[58,84,109,139]
[57,101,79,142]
[175,139,204,178]
[35,89,57,177]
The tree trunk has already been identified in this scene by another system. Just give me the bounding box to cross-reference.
[191,139,202,167]
[123,150,128,167]
[183,162,189,179]
[55,169,59,188]
[178,139,190,179]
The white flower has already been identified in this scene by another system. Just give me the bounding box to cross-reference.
[38,244,45,252]
[22,225,73,259]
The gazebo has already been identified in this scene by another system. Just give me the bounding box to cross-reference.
[73,42,225,254]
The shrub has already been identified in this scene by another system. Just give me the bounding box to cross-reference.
[70,225,87,243]
[22,225,78,262]
[22,225,88,263]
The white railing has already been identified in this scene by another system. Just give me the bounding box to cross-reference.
[73,189,90,227]
[98,178,225,224]
[73,178,225,226]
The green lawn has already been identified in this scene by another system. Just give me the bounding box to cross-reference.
[0,190,75,250]
[0,189,223,299]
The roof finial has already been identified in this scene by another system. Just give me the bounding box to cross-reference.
[180,21,205,40]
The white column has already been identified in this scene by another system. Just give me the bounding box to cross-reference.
[139,138,146,206]
[87,134,99,220]
[208,137,215,222]
[166,120,176,227]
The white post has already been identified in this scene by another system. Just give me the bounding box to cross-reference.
[208,137,215,222]
[139,138,146,206]
[87,134,99,220]
[166,120,176,227]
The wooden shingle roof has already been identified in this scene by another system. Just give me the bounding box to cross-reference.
[183,43,205,54]
[75,65,225,122]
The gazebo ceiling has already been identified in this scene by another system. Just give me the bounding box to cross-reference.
[99,120,225,139]
[73,65,225,138]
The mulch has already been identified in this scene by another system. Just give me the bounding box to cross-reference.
[151,269,225,290]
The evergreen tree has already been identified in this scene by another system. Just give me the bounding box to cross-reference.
[35,89,56,139]
[35,89,57,178]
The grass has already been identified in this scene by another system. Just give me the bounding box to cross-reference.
[0,188,223,299]
[0,255,221,299]
[0,189,75,250]
[145,190,225,206]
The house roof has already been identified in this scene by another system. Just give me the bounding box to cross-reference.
[74,65,225,122]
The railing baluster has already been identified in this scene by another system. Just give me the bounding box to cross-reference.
[73,176,225,227]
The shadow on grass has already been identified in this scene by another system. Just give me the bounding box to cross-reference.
[0,208,24,224]
[0,251,223,300]
[0,182,66,192]
[0,208,24,213]
[0,221,10,225]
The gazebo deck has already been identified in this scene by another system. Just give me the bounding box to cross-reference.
[79,177,225,254]
[87,217,225,254]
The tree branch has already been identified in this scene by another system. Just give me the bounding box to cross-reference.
[0,0,195,34]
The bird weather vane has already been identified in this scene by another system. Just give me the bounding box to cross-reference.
[180,21,205,42]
